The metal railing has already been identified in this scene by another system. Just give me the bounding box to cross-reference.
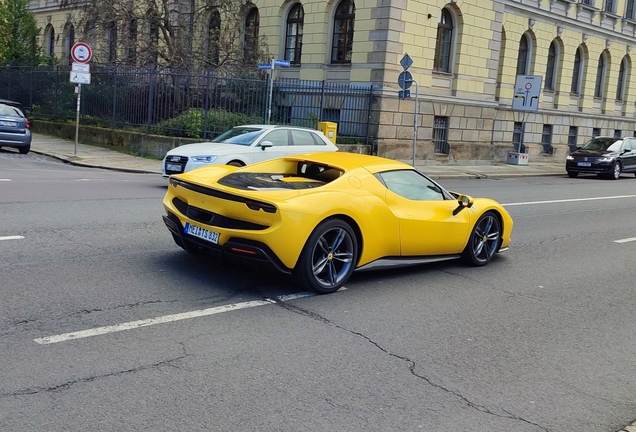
[0,66,373,144]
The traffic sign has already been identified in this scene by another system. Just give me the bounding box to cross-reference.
[274,59,291,67]
[399,90,411,99]
[400,54,413,71]
[70,71,91,84]
[398,71,413,90]
[512,75,542,111]
[71,42,92,64]
[72,62,90,73]
[258,63,272,70]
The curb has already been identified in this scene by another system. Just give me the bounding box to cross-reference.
[31,150,163,175]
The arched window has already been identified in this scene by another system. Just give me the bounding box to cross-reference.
[616,57,628,101]
[331,0,355,64]
[107,21,117,62]
[594,53,607,98]
[545,40,558,91]
[45,25,55,56]
[244,8,260,63]
[433,8,453,72]
[571,47,584,94]
[207,10,221,66]
[285,3,304,64]
[63,24,75,64]
[127,19,137,64]
[516,33,531,75]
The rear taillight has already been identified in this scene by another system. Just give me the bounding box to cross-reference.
[25,119,30,129]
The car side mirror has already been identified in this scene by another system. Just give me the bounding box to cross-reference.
[453,194,474,216]
[260,141,273,150]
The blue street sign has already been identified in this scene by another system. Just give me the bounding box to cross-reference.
[273,59,291,67]
[398,71,413,90]
[399,90,411,99]
[258,63,272,70]
[400,54,413,71]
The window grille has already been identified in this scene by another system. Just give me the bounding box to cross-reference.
[433,116,450,155]
[568,126,578,153]
[614,129,622,138]
[593,127,601,137]
[541,124,553,154]
[512,122,525,153]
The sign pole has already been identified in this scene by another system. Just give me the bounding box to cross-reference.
[267,59,275,125]
[412,80,419,167]
[75,84,81,155]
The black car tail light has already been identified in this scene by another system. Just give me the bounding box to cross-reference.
[245,199,277,213]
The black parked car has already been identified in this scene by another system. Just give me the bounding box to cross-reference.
[566,136,636,179]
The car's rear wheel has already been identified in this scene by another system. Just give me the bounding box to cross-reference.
[293,219,357,294]
[462,212,501,267]
[18,144,30,155]
[610,161,622,180]
[227,160,244,167]
[567,171,578,178]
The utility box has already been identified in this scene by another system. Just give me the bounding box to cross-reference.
[317,122,337,144]
[506,152,529,165]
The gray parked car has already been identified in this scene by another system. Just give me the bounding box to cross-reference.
[0,100,32,154]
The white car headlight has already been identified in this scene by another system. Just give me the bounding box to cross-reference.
[599,157,615,162]
[566,155,574,160]
[191,155,217,163]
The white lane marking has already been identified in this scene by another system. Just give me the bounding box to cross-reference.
[503,194,636,207]
[34,291,326,345]
[0,179,11,182]
[0,235,24,241]
[615,237,636,244]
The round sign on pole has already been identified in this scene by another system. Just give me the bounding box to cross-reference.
[71,42,92,64]
[398,71,413,90]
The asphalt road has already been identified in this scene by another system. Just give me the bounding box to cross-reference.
[1,150,636,432]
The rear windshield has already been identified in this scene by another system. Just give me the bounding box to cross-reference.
[0,104,25,117]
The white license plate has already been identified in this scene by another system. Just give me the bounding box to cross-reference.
[166,163,182,172]
[577,162,591,167]
[0,121,17,127]
[185,222,219,244]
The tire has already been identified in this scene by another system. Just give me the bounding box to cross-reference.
[567,171,578,178]
[293,219,357,294]
[610,161,622,180]
[18,144,30,155]
[462,212,501,267]
[227,160,244,167]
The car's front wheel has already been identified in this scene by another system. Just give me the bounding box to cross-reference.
[567,171,578,178]
[462,212,501,267]
[227,160,244,167]
[293,219,357,294]
[610,161,622,180]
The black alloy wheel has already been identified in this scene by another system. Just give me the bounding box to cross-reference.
[462,212,501,267]
[294,219,357,294]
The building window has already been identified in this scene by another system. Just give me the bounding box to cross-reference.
[107,21,117,62]
[571,47,584,94]
[614,129,622,137]
[433,8,453,73]
[541,124,553,154]
[627,0,635,19]
[126,19,137,64]
[244,7,260,63]
[331,0,355,64]
[433,116,450,155]
[604,0,615,12]
[63,25,75,65]
[516,33,531,75]
[45,25,55,56]
[207,11,221,66]
[512,122,525,152]
[592,127,601,137]
[545,41,557,91]
[581,0,594,5]
[285,4,304,65]
[568,126,578,153]
[594,53,606,98]
[617,57,628,101]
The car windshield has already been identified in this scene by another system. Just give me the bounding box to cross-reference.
[581,138,623,152]
[0,103,25,118]
[210,127,264,146]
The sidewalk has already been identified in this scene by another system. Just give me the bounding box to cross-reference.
[29,133,567,180]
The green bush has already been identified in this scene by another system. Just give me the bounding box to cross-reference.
[154,108,263,139]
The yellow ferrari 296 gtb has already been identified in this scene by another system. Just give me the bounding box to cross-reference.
[162,152,513,293]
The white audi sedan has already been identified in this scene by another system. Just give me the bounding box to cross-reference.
[162,124,339,178]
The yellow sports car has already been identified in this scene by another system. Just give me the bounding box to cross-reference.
[162,152,513,293]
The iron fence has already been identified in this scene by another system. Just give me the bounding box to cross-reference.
[0,66,373,144]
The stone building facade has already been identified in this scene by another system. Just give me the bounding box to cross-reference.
[28,0,636,163]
